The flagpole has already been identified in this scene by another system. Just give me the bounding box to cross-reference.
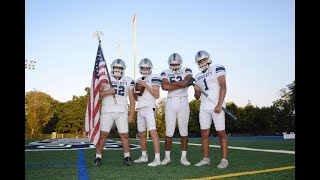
[133,14,149,139]
[133,14,137,79]
[93,31,117,104]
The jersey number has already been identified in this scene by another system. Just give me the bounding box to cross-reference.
[203,79,209,90]
[169,76,182,83]
[111,85,125,96]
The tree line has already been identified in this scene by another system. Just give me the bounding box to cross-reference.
[25,81,295,138]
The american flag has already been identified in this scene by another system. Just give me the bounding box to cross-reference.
[84,41,109,146]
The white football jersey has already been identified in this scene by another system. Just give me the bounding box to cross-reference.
[194,64,226,109]
[136,74,162,109]
[160,67,193,97]
[101,75,135,112]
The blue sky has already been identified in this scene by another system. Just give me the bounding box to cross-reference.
[25,0,295,108]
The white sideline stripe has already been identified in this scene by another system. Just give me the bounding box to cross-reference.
[131,139,295,154]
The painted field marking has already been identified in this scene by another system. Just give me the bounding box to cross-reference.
[131,139,295,155]
[184,166,295,180]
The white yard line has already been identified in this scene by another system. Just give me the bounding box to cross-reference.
[131,139,295,154]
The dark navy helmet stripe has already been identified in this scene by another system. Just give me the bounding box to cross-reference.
[197,51,201,57]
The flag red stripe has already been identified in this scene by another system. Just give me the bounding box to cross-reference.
[84,43,109,146]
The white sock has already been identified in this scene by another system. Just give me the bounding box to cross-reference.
[155,153,160,160]
[181,151,187,158]
[222,158,228,162]
[124,152,130,158]
[165,151,171,159]
[96,154,102,158]
[203,157,210,161]
[142,151,147,156]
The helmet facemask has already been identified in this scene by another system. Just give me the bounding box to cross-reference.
[111,59,126,78]
[197,58,210,71]
[112,66,125,77]
[139,58,153,77]
[168,53,183,73]
[169,63,182,73]
[195,51,212,71]
[140,66,152,77]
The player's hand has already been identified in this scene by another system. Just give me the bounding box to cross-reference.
[138,80,147,87]
[214,104,222,113]
[194,84,200,92]
[107,88,116,95]
[128,113,134,123]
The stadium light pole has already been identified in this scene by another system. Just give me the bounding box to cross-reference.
[25,60,37,70]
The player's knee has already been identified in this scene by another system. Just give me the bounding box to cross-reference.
[165,133,174,138]
[216,130,227,138]
[201,129,210,137]
[139,131,146,137]
[100,131,109,138]
[119,133,129,138]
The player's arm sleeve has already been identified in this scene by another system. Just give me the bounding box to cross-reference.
[194,75,200,86]
[151,75,162,86]
[185,68,193,76]
[129,79,135,90]
[215,65,226,77]
[160,71,168,80]
[193,75,201,99]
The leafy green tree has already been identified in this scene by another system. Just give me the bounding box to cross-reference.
[253,106,275,135]
[272,81,295,133]
[235,102,257,134]
[25,90,58,136]
[156,98,167,138]
[225,102,238,135]
[189,99,200,136]
[128,109,138,138]
[55,95,87,133]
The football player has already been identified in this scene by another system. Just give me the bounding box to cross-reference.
[160,53,193,166]
[133,58,162,167]
[93,59,135,166]
[193,50,229,168]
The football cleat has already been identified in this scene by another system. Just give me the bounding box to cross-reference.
[93,157,102,166]
[195,158,210,166]
[134,155,148,163]
[123,156,133,166]
[160,156,171,165]
[180,157,191,166]
[148,159,161,167]
[217,159,228,169]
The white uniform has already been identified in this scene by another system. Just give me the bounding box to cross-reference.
[194,64,226,131]
[161,67,192,137]
[100,75,135,133]
[136,74,162,132]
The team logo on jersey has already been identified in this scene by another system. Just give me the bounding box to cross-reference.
[25,138,140,151]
